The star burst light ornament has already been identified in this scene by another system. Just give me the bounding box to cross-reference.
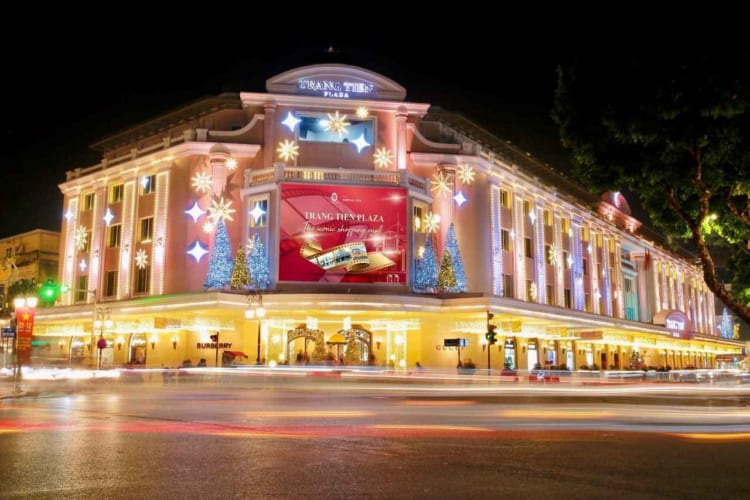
[191,171,212,194]
[225,158,238,171]
[430,171,453,198]
[356,106,369,119]
[373,147,393,168]
[79,258,87,272]
[135,248,148,269]
[202,221,216,234]
[324,111,350,138]
[74,226,88,251]
[276,139,299,162]
[548,244,559,265]
[281,112,301,132]
[64,207,75,222]
[423,211,441,233]
[103,207,114,226]
[457,164,475,184]
[208,197,236,223]
[453,191,467,207]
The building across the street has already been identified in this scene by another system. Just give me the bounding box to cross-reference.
[33,64,744,371]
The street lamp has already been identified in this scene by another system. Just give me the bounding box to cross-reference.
[13,295,38,392]
[244,292,266,364]
[93,306,113,370]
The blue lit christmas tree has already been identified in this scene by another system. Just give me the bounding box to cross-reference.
[719,308,733,339]
[444,222,467,293]
[413,236,438,292]
[248,232,271,289]
[204,219,233,289]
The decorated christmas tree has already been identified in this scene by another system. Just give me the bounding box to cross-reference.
[203,219,233,289]
[413,237,438,292]
[248,232,271,289]
[438,249,457,293]
[344,332,362,364]
[719,308,733,339]
[445,223,467,293]
[230,245,251,289]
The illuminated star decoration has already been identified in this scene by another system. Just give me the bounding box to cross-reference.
[373,147,393,169]
[324,111,350,138]
[103,207,114,226]
[423,211,441,233]
[64,207,75,222]
[185,201,206,223]
[430,171,453,198]
[453,191,467,207]
[191,171,213,194]
[187,241,209,263]
[74,226,88,251]
[135,248,148,269]
[208,197,236,223]
[79,258,87,272]
[249,202,266,224]
[282,112,301,132]
[529,208,537,224]
[202,221,215,234]
[276,139,299,162]
[457,164,475,184]
[351,133,370,153]
[356,106,369,119]
[548,244,559,265]
[225,158,238,171]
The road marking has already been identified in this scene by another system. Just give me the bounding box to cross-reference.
[672,432,750,441]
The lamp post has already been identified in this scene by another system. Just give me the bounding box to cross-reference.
[93,306,113,370]
[13,295,38,392]
[244,292,266,365]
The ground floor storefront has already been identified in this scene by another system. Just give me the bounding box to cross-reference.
[26,292,744,373]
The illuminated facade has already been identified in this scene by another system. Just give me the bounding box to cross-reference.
[35,64,743,370]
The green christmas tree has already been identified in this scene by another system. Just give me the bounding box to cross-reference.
[230,245,250,290]
[437,249,457,293]
[344,332,362,365]
[445,223,466,293]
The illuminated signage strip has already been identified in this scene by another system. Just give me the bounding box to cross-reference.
[297,78,375,99]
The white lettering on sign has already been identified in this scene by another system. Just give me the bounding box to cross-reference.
[665,318,685,331]
[298,78,375,99]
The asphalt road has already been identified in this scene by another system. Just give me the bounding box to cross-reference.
[1,373,749,499]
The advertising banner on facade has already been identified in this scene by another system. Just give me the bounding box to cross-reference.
[15,306,35,366]
[279,183,407,283]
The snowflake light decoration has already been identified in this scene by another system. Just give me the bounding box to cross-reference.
[457,164,475,184]
[202,221,215,234]
[356,106,369,119]
[225,158,238,171]
[245,236,255,255]
[547,244,559,265]
[323,111,350,138]
[208,197,236,223]
[423,211,441,233]
[430,170,453,198]
[191,171,213,194]
[373,147,393,168]
[74,226,88,251]
[135,248,148,269]
[276,140,299,162]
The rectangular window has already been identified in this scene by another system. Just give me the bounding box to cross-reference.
[140,217,154,242]
[298,114,373,146]
[522,200,531,218]
[141,175,156,195]
[110,184,124,204]
[500,189,510,208]
[596,233,603,248]
[584,294,591,312]
[501,229,511,252]
[546,285,555,305]
[583,258,588,276]
[83,193,95,211]
[543,209,552,226]
[76,276,88,302]
[563,250,570,269]
[545,244,553,264]
[564,288,572,308]
[135,266,150,294]
[525,280,534,301]
[524,237,533,258]
[413,205,425,233]
[104,271,117,297]
[248,198,268,229]
[581,226,589,242]
[108,224,121,248]
[561,217,570,234]
[82,230,91,253]
[502,275,514,297]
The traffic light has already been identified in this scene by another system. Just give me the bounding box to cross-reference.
[209,333,219,342]
[486,311,497,345]
[39,279,65,303]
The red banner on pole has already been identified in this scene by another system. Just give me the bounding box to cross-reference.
[15,307,35,366]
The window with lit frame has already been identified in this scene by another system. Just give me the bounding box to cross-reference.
[83,193,95,211]
[413,204,425,233]
[110,184,124,204]
[108,224,121,248]
[140,217,154,242]
[76,276,88,302]
[141,175,156,195]
[135,266,150,294]
[104,271,117,297]
[248,198,268,229]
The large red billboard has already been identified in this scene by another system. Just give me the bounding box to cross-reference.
[279,183,407,284]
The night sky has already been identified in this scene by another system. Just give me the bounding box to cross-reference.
[0,6,731,238]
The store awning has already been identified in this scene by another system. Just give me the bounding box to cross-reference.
[224,351,248,358]
[326,334,346,344]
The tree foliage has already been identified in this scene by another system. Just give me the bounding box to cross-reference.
[553,41,750,325]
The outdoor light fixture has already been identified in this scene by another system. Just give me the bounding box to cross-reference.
[172,336,178,350]
[375,336,383,350]
[150,336,157,350]
[246,292,266,364]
